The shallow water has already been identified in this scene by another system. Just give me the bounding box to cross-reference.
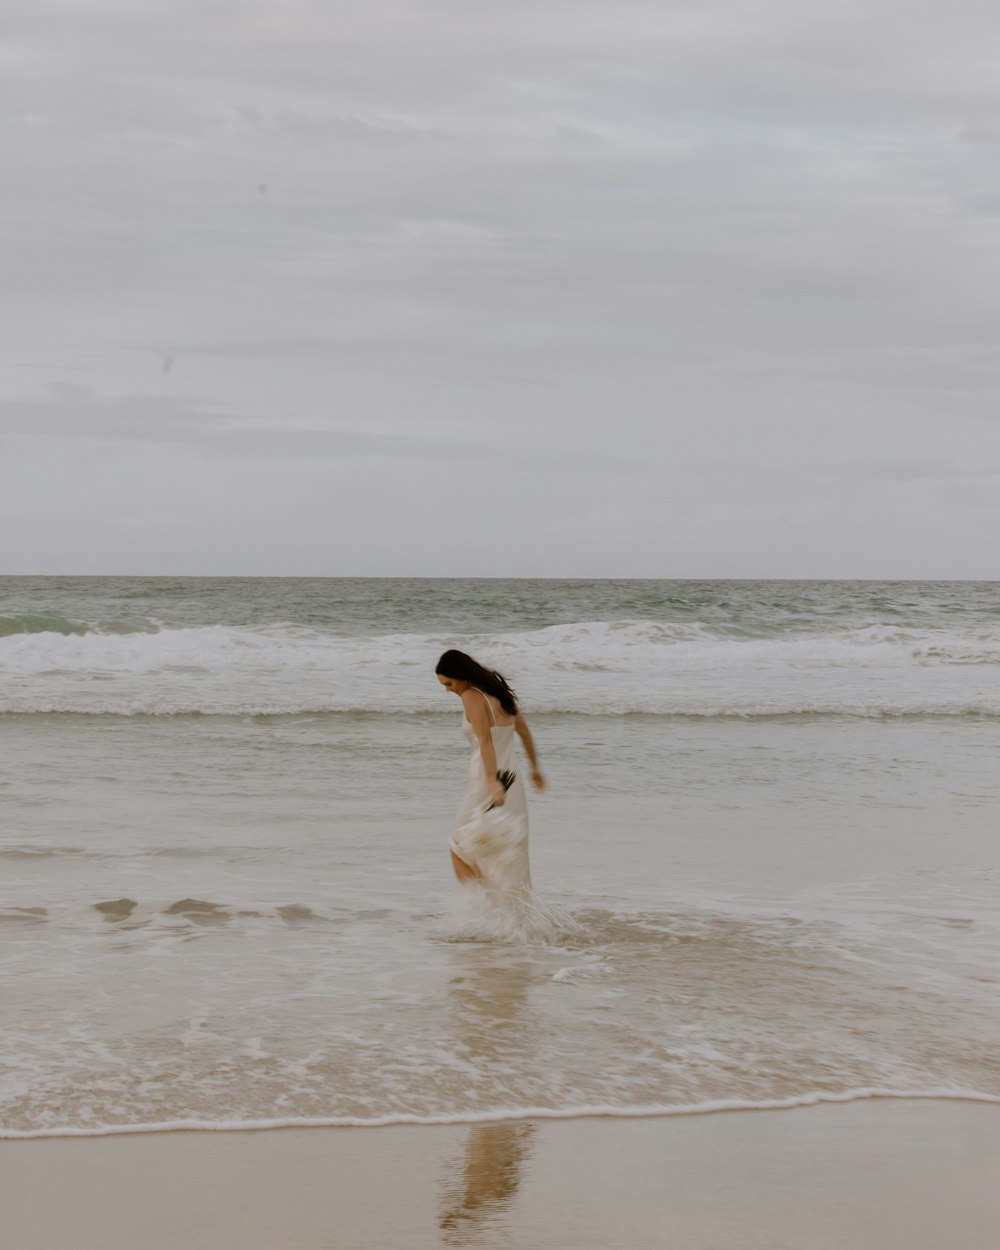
[2,578,998,1135]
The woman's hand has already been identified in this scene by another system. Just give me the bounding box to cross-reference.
[488,779,507,807]
[531,769,546,792]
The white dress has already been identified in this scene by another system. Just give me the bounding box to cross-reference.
[449,692,532,896]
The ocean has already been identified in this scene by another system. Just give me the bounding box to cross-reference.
[2,577,998,1137]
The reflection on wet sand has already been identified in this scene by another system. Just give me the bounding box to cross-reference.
[439,1121,536,1244]
[437,950,538,1243]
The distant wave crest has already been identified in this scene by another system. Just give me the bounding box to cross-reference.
[0,614,155,638]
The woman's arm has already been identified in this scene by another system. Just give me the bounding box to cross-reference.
[514,712,546,791]
[462,690,507,807]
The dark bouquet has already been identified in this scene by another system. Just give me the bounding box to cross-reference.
[486,770,517,810]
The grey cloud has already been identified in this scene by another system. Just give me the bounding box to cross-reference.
[0,390,221,440]
[3,0,1000,574]
[6,0,998,387]
[9,0,999,130]
[958,127,1000,146]
[820,460,1000,482]
[0,389,489,459]
[234,107,437,148]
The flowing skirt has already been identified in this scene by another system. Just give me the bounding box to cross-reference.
[449,730,531,896]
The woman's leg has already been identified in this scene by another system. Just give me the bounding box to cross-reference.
[451,849,483,884]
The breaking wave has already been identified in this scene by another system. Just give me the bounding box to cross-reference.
[2,619,999,716]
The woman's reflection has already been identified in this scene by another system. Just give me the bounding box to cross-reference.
[438,950,537,1243]
[439,1121,535,1242]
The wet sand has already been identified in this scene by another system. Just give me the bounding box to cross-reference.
[3,1100,998,1249]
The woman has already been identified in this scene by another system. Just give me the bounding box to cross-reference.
[435,649,545,896]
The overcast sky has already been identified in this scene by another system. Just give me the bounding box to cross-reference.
[2,0,999,577]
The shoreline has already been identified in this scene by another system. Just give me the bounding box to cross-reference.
[3,1085,999,1140]
[4,1100,998,1250]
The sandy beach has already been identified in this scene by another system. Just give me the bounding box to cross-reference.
[5,581,999,1247]
[3,1100,998,1250]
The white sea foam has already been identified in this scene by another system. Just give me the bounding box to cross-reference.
[2,1088,997,1140]
[5,618,1000,676]
[436,885,582,945]
[2,618,999,716]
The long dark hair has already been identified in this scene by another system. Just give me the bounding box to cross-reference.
[435,650,519,716]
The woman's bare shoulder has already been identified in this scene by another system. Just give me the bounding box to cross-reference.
[461,688,487,717]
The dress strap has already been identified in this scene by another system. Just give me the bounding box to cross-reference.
[479,689,496,725]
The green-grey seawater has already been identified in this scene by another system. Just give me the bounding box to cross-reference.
[2,578,998,1134]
